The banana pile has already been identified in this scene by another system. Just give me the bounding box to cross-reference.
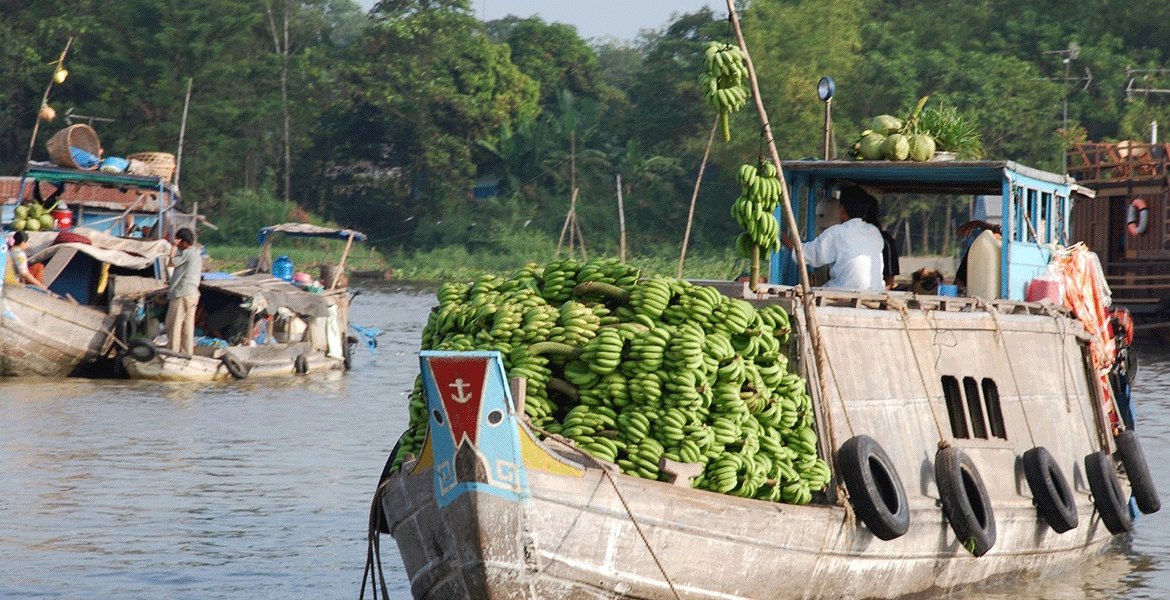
[732,160,783,258]
[392,257,831,505]
[700,41,750,142]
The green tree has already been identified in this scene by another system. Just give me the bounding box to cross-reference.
[303,0,540,246]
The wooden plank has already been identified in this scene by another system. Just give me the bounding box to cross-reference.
[39,247,78,287]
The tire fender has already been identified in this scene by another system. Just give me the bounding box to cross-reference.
[1021,447,1078,533]
[222,353,249,379]
[1084,450,1134,534]
[1115,430,1160,515]
[127,338,157,363]
[837,434,910,540]
[935,446,996,556]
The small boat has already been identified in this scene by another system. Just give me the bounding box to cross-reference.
[367,160,1159,600]
[1,224,171,377]
[120,223,366,381]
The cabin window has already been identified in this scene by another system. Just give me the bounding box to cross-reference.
[963,377,988,439]
[940,375,1007,441]
[941,376,969,439]
[981,378,1006,439]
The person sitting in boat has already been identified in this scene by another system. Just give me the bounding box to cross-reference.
[863,193,900,290]
[165,227,202,355]
[780,185,885,291]
[6,231,50,292]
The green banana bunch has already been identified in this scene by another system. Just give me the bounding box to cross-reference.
[701,41,751,142]
[732,160,783,258]
[395,257,828,506]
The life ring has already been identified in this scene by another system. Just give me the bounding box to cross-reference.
[1115,430,1160,514]
[127,338,157,363]
[1127,199,1149,236]
[837,435,910,540]
[294,353,309,374]
[935,446,996,556]
[1022,447,1078,533]
[1084,450,1133,534]
[222,353,249,379]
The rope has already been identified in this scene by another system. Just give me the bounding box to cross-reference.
[975,297,1038,443]
[602,465,683,600]
[360,483,393,600]
[892,297,949,441]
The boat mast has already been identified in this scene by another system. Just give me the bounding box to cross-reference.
[725,1,836,455]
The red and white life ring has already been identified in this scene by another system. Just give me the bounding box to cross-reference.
[1127,198,1149,236]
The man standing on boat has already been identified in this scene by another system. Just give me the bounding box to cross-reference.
[166,227,201,355]
[780,185,885,291]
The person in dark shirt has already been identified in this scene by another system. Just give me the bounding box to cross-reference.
[863,193,900,289]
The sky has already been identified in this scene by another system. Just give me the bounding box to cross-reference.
[357,1,723,42]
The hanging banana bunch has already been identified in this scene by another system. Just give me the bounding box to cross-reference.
[732,160,783,258]
[700,41,750,142]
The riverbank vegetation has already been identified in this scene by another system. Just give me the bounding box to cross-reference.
[5,0,1170,269]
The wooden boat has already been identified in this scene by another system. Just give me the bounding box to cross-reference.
[1066,140,1170,341]
[368,160,1159,600]
[1,225,171,377]
[121,224,366,381]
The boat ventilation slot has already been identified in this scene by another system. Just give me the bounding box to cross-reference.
[941,376,1007,441]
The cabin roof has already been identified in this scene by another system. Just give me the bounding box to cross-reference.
[780,160,1073,195]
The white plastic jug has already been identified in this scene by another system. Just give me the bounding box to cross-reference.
[967,230,1002,299]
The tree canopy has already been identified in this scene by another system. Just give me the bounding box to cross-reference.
[5,0,1170,256]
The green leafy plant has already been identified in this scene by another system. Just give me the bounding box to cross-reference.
[917,105,984,159]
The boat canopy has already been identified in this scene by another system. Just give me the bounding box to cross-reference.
[257,223,367,246]
[22,163,179,199]
[199,273,331,318]
[27,225,172,269]
[775,160,1083,301]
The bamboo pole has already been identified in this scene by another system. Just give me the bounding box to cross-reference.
[725,0,837,445]
[615,174,627,263]
[679,116,720,278]
[25,38,73,168]
[331,232,356,289]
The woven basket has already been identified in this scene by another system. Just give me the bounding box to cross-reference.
[45,124,102,169]
[126,152,176,181]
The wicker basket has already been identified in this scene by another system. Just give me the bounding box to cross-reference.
[45,124,102,169]
[126,152,176,181]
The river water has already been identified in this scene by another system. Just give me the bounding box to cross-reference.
[1,282,1168,599]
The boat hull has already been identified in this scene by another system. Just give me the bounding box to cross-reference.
[0,284,116,377]
[122,341,344,381]
[377,297,1134,600]
[381,442,1115,600]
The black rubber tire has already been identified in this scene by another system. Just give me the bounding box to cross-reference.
[1022,447,1078,533]
[222,353,249,379]
[1084,450,1134,534]
[294,353,309,375]
[343,335,355,370]
[127,339,157,363]
[114,313,131,347]
[1115,430,1160,515]
[837,434,910,540]
[935,446,996,557]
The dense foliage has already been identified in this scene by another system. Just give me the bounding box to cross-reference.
[5,0,1170,258]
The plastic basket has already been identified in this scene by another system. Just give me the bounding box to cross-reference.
[45,124,102,169]
[126,152,176,181]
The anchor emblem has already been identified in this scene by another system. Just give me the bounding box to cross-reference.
[449,378,474,403]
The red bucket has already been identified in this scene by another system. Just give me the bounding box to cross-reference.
[51,208,72,230]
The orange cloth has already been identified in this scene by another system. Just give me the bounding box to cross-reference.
[1051,244,1118,430]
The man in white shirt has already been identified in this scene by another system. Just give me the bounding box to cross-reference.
[780,185,885,292]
